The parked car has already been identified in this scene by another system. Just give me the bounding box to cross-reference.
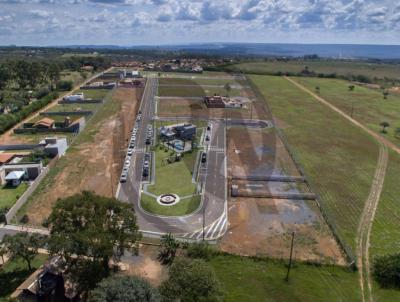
[128,149,133,156]
[201,153,207,163]
[146,138,151,145]
[144,153,150,161]
[205,135,210,142]
[142,167,149,177]
[120,173,127,183]
[143,160,149,168]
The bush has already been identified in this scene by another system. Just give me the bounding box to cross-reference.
[187,242,216,260]
[56,80,73,91]
[20,214,29,224]
[373,254,400,288]
[89,276,160,302]
[35,87,50,99]
[160,257,222,302]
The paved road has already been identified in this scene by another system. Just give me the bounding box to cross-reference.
[117,77,227,240]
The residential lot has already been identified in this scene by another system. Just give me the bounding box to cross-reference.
[14,87,143,226]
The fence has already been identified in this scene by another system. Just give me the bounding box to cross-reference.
[58,99,103,104]
[246,75,356,265]
[40,111,93,116]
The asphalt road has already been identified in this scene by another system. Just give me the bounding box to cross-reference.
[117,77,227,240]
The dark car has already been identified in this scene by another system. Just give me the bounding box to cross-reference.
[142,167,149,177]
[146,138,151,145]
[201,153,207,163]
[205,135,210,142]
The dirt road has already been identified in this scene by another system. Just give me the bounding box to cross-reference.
[285,76,390,301]
[356,144,388,302]
[285,76,400,156]
[0,67,112,145]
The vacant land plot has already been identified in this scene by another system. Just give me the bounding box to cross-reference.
[0,183,29,210]
[230,61,400,80]
[50,103,99,112]
[159,77,243,87]
[77,89,110,100]
[0,254,48,301]
[158,85,242,98]
[293,77,400,147]
[15,87,142,226]
[158,99,260,120]
[221,127,343,263]
[210,254,361,302]
[250,75,379,254]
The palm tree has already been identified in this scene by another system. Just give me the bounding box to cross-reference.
[157,233,180,266]
[380,121,390,133]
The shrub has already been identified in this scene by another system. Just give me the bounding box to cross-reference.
[373,254,400,288]
[20,214,29,224]
[187,242,216,260]
[56,80,73,91]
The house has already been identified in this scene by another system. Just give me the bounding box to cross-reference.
[1,162,43,186]
[223,98,243,108]
[63,93,84,102]
[159,124,197,141]
[0,153,16,165]
[33,118,55,129]
[204,95,226,108]
[41,137,68,158]
[4,170,25,187]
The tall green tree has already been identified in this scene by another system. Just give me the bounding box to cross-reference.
[46,62,61,90]
[157,233,180,266]
[0,63,11,90]
[47,191,141,293]
[2,232,42,270]
[160,257,222,302]
[373,253,400,288]
[88,276,160,302]
[380,121,390,133]
[224,83,231,97]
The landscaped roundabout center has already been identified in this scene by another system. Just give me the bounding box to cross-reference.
[157,194,180,206]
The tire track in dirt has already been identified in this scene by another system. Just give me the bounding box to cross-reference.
[284,76,390,302]
[357,144,388,302]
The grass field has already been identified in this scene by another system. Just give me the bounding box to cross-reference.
[158,85,241,98]
[146,146,198,197]
[77,89,110,100]
[210,254,361,302]
[50,103,100,112]
[292,77,400,147]
[159,77,242,86]
[140,194,201,216]
[0,183,29,210]
[0,254,47,302]
[230,61,400,80]
[250,75,379,253]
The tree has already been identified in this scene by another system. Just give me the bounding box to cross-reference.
[88,276,160,302]
[0,244,8,264]
[373,253,400,288]
[47,191,141,293]
[380,121,390,133]
[0,63,11,90]
[157,233,180,266]
[315,86,320,94]
[160,257,222,302]
[395,127,400,139]
[383,91,389,100]
[46,62,61,90]
[348,85,355,91]
[2,232,42,270]
[224,83,231,97]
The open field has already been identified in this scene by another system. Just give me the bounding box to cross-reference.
[250,75,379,254]
[140,194,201,216]
[292,77,400,147]
[14,87,142,226]
[159,77,244,87]
[158,85,242,98]
[60,70,88,85]
[229,61,400,80]
[0,183,29,210]
[221,127,344,263]
[50,102,100,112]
[158,99,261,120]
[146,146,198,197]
[210,254,361,302]
[76,89,110,99]
[0,254,47,302]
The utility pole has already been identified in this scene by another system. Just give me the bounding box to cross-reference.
[202,205,206,241]
[285,232,295,282]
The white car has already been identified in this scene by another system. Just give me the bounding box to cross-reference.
[128,149,133,156]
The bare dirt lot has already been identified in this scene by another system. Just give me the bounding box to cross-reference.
[18,87,143,226]
[220,127,345,264]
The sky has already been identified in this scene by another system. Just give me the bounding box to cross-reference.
[0,0,399,46]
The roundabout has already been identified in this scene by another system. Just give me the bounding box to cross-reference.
[157,194,180,206]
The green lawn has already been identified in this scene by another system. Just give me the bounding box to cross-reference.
[250,75,379,254]
[293,77,400,147]
[141,194,201,216]
[159,77,241,86]
[210,254,361,302]
[229,61,400,81]
[146,146,198,197]
[0,183,29,210]
[50,103,100,112]
[0,254,47,302]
